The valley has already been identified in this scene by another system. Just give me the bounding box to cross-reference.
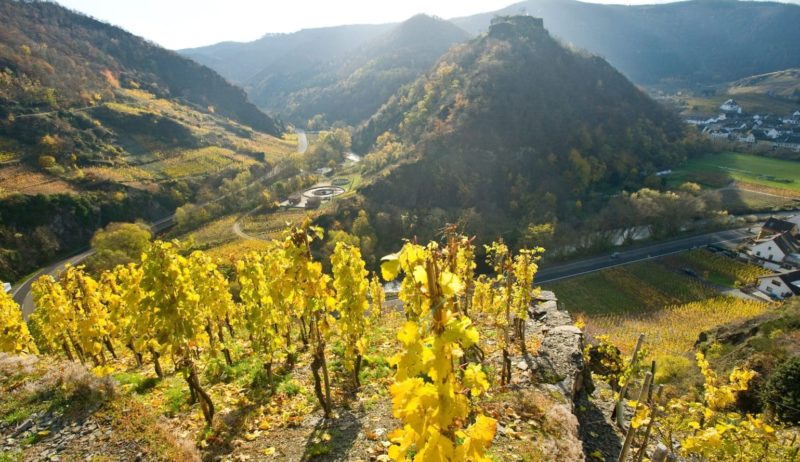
[2,0,800,461]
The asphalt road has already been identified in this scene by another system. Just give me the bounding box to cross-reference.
[11,166,285,318]
[537,227,754,284]
[296,129,308,154]
[12,249,94,318]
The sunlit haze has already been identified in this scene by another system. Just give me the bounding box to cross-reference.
[54,0,800,49]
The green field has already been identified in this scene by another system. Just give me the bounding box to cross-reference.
[663,249,771,287]
[672,152,800,193]
[715,188,797,213]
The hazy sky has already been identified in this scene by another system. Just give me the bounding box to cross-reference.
[54,0,800,50]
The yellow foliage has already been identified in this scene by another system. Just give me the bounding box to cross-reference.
[0,289,37,354]
[381,238,496,461]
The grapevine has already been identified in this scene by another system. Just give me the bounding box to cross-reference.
[331,241,370,389]
[480,241,543,385]
[189,250,238,366]
[284,223,336,417]
[368,272,385,322]
[0,289,37,354]
[59,265,116,364]
[140,241,215,424]
[236,245,291,389]
[30,267,115,364]
[381,239,496,461]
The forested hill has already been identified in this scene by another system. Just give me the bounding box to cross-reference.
[182,23,394,89]
[451,0,800,88]
[182,15,470,126]
[0,0,280,135]
[351,16,688,253]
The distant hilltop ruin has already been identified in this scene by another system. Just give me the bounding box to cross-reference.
[489,15,548,40]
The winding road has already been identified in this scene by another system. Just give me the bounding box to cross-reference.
[11,165,287,318]
[230,128,309,241]
[295,129,308,155]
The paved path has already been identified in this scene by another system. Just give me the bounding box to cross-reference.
[12,250,94,318]
[538,227,754,284]
[721,185,794,199]
[296,129,308,154]
[539,210,799,284]
[232,205,261,241]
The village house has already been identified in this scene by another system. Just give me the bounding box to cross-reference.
[774,134,800,152]
[758,217,799,239]
[749,232,800,267]
[720,99,742,114]
[688,105,800,151]
[757,270,800,299]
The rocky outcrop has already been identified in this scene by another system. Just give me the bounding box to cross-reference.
[494,290,591,461]
[526,291,589,409]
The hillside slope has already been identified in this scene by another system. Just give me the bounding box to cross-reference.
[183,16,469,126]
[350,16,686,252]
[0,0,294,282]
[0,0,280,135]
[729,68,800,101]
[452,0,800,88]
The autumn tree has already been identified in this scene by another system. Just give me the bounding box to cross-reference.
[88,222,152,271]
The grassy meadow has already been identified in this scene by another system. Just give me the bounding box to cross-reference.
[671,151,800,193]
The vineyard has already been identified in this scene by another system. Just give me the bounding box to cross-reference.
[1,225,549,460]
[82,165,155,185]
[665,249,771,286]
[147,147,258,180]
[1,226,798,461]
[240,209,318,239]
[549,261,718,315]
[547,256,773,357]
[584,297,769,356]
[0,164,80,197]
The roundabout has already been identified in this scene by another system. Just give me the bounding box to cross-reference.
[302,185,345,199]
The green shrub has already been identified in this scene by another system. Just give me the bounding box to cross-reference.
[278,380,301,396]
[37,155,57,168]
[203,357,233,384]
[762,356,800,423]
[654,355,694,384]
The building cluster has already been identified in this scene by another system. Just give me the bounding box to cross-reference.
[687,99,800,152]
[740,216,800,299]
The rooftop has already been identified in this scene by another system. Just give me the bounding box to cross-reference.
[762,217,797,234]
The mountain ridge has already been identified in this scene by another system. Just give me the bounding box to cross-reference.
[0,0,293,281]
[451,0,800,87]
[182,15,470,126]
[2,0,281,135]
[347,15,688,254]
[182,0,800,112]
